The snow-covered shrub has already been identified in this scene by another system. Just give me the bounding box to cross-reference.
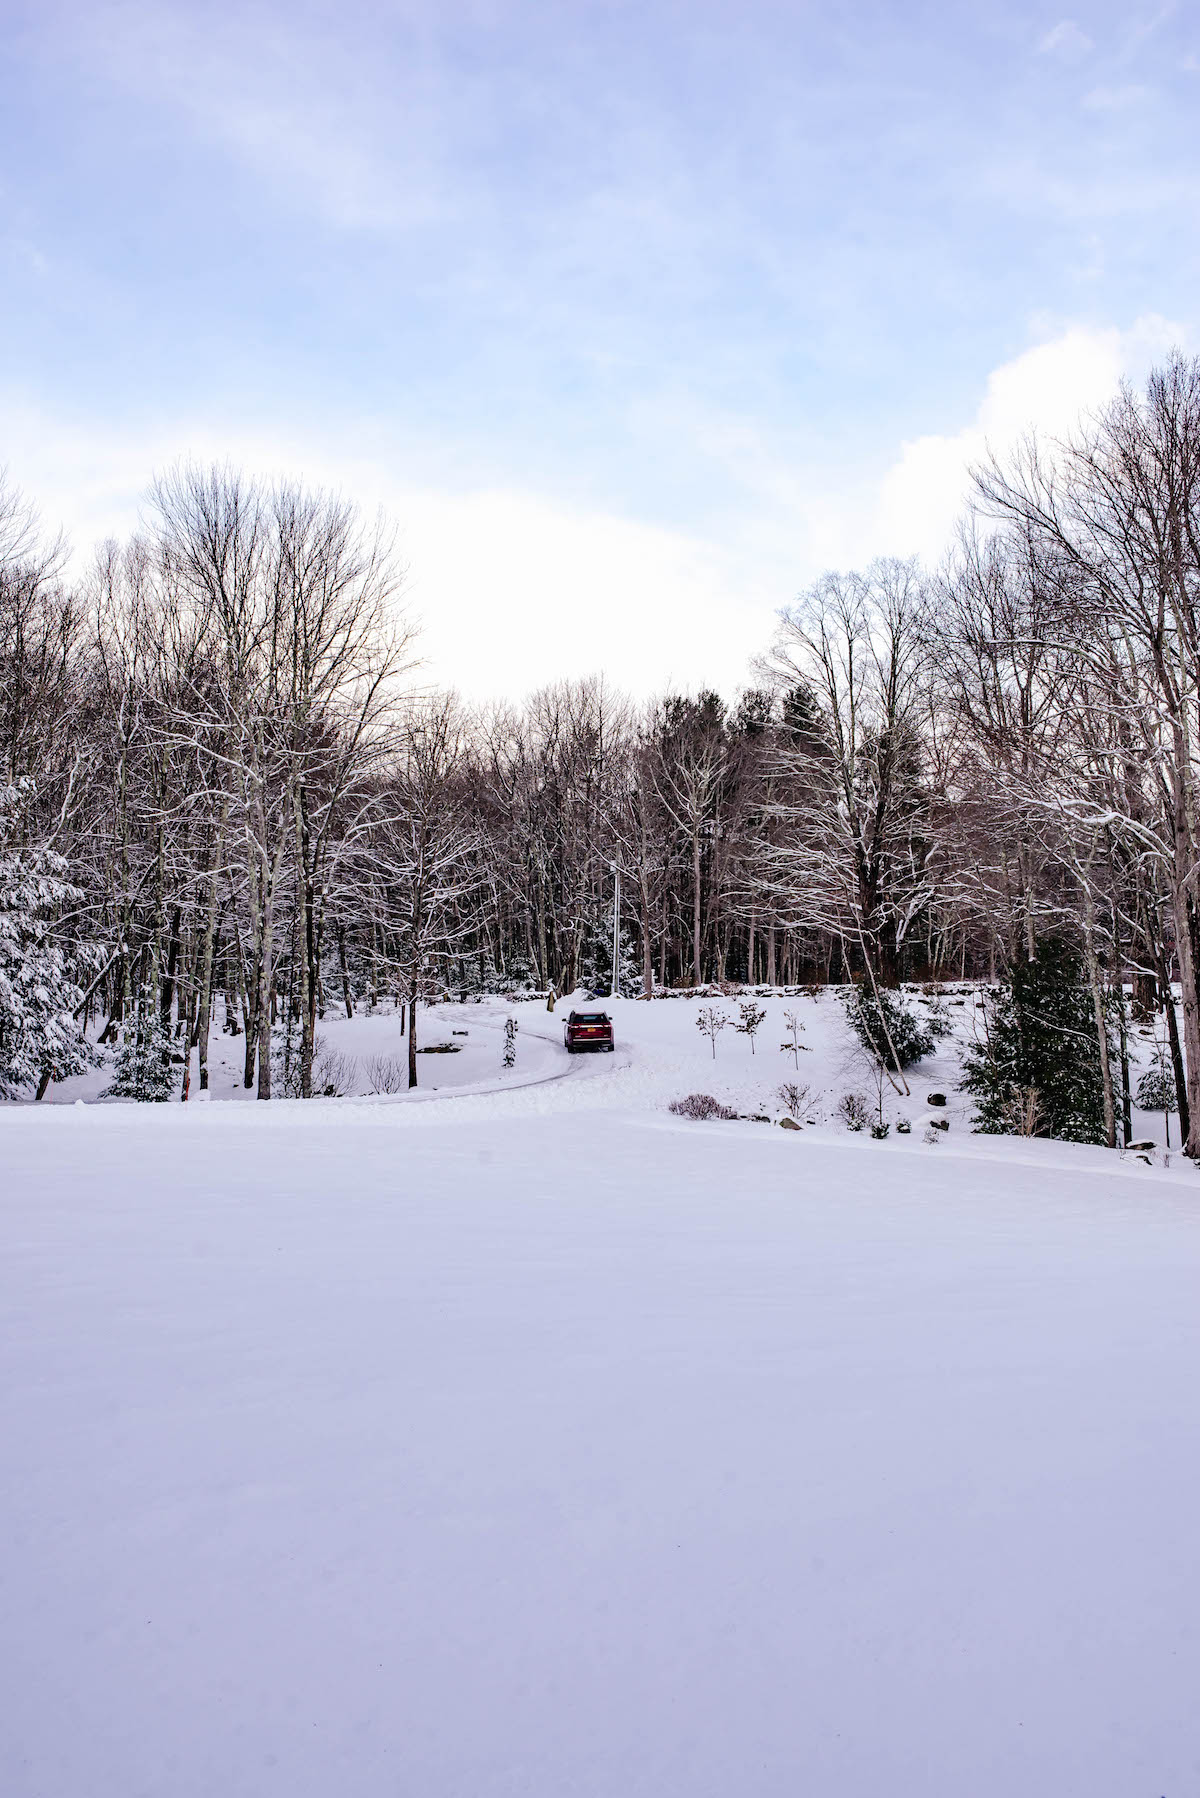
[921,1000,955,1041]
[837,1090,871,1132]
[842,984,935,1071]
[870,1121,890,1139]
[669,1092,738,1121]
[502,1016,518,1068]
[364,1053,407,1094]
[0,787,94,1098]
[777,1080,811,1118]
[313,1043,356,1097]
[107,1008,176,1102]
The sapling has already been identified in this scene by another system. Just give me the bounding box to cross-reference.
[502,1016,518,1068]
[1135,1044,1177,1147]
[780,1009,808,1066]
[736,999,766,1055]
[695,1006,729,1059]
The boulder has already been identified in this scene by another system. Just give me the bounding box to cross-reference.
[927,1092,947,1107]
[1126,1139,1156,1152]
[779,1116,802,1131]
[930,1116,949,1131]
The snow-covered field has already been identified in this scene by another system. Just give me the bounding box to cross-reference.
[3,992,1199,1794]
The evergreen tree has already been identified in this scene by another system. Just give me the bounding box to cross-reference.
[962,937,1107,1143]
[576,911,638,996]
[1135,1049,1177,1144]
[106,1003,176,1102]
[0,789,94,1098]
[842,983,937,1071]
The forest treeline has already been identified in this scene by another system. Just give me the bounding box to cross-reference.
[5,356,1200,1148]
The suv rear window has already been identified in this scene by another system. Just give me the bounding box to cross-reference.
[574,1013,608,1023]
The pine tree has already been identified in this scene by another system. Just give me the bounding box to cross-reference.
[962,937,1107,1143]
[1135,1049,1177,1144]
[842,983,936,1071]
[575,912,638,997]
[0,789,94,1099]
[106,1003,176,1102]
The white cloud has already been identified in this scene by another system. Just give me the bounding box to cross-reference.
[1038,20,1094,57]
[4,317,1190,700]
[876,315,1183,559]
[3,400,777,702]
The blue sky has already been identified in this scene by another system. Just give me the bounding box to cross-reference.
[3,0,1197,693]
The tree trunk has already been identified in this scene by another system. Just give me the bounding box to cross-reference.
[1082,927,1116,1149]
[195,808,227,1091]
[692,827,702,986]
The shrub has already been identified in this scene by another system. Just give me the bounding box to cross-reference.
[669,1092,738,1121]
[842,984,936,1070]
[870,1121,890,1139]
[838,1090,871,1131]
[364,1053,407,1094]
[777,1080,811,1118]
[313,1042,356,1097]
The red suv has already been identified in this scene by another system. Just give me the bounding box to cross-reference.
[564,1009,614,1054]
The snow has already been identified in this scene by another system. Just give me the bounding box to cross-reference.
[3,992,1199,1793]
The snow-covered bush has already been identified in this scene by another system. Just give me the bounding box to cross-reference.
[0,788,94,1098]
[837,1091,871,1132]
[502,1016,518,1068]
[364,1053,407,1094]
[313,1043,356,1097]
[842,984,935,1071]
[777,1080,811,1118]
[669,1092,738,1121]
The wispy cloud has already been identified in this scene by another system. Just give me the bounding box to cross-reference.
[54,1,451,233]
[1038,20,1094,58]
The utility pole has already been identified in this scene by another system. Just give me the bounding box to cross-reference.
[611,861,621,1000]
